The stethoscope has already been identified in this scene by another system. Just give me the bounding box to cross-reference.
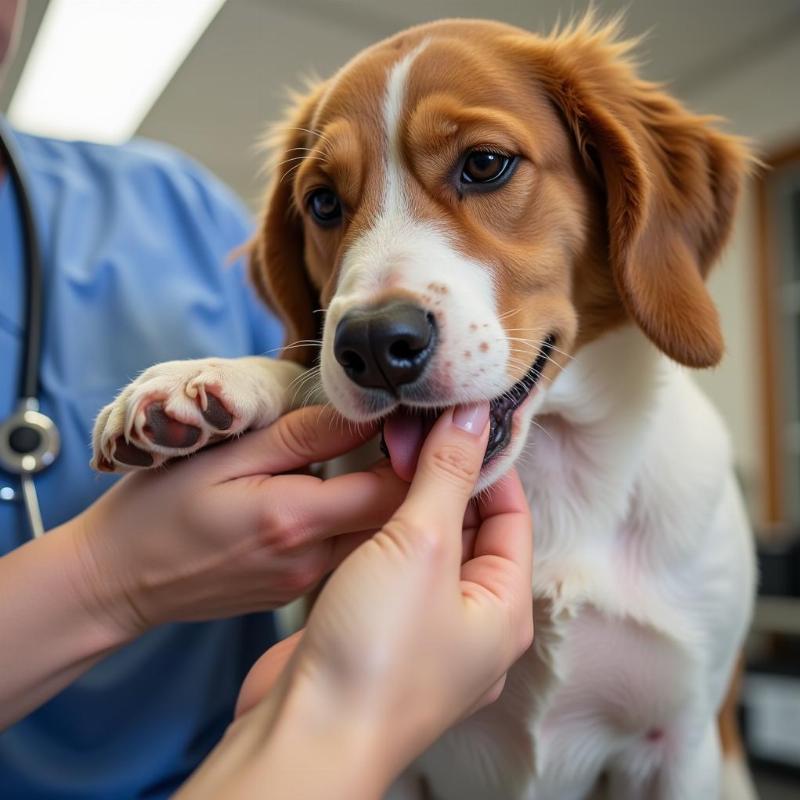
[0,117,60,538]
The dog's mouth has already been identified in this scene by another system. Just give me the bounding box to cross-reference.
[484,333,555,463]
[379,334,555,478]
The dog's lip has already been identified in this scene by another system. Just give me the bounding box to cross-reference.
[483,333,555,464]
[378,334,555,468]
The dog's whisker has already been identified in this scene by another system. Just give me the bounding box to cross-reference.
[548,344,575,362]
[280,345,322,353]
[276,155,327,170]
[286,126,334,149]
[289,379,317,404]
[263,340,321,356]
[280,339,324,351]
[496,307,521,322]
[501,337,575,369]
[287,364,320,389]
[528,417,555,442]
[277,154,315,165]
[280,159,318,184]
[313,401,334,427]
[291,372,319,394]
[289,373,322,409]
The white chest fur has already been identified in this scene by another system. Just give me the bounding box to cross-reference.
[414,328,756,800]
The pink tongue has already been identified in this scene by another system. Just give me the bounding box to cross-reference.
[383,409,431,482]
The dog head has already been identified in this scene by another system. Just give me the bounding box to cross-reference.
[250,16,749,489]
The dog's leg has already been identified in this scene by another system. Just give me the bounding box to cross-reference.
[719,659,759,800]
[655,720,721,800]
[91,356,308,472]
[721,757,759,800]
[606,719,722,800]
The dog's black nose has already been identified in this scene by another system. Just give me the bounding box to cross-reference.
[334,303,436,393]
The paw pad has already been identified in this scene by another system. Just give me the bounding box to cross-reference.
[142,402,202,448]
[113,437,155,467]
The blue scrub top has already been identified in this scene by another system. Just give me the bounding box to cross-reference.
[0,129,283,798]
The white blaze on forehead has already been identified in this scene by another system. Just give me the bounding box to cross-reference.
[332,37,498,313]
[381,39,428,214]
[321,37,511,423]
[335,40,431,298]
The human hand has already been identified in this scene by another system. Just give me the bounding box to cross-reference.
[71,406,409,639]
[235,404,534,791]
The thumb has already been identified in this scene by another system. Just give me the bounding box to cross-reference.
[400,404,490,535]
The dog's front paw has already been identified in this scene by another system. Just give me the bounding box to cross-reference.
[91,357,304,472]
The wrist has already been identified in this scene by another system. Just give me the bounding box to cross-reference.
[62,509,150,645]
[243,669,397,799]
[280,672,394,798]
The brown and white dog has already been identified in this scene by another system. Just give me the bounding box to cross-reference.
[93,16,757,800]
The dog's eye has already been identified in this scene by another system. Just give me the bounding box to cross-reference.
[460,151,514,185]
[307,188,342,226]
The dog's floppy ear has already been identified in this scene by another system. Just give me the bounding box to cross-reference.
[249,82,328,366]
[512,17,751,367]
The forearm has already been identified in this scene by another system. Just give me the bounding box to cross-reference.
[177,674,394,800]
[0,517,135,727]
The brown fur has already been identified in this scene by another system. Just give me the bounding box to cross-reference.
[249,15,749,378]
[507,17,750,366]
[248,82,328,365]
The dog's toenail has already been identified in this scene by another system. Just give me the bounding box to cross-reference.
[97,455,115,472]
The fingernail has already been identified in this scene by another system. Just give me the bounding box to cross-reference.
[452,403,490,435]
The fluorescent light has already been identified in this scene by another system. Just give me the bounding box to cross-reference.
[8,0,226,143]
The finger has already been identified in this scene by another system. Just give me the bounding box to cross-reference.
[399,404,490,538]
[235,630,303,718]
[326,524,479,578]
[460,472,532,607]
[330,518,476,575]
[308,464,409,537]
[463,501,481,531]
[214,406,378,480]
[258,464,409,544]
[461,501,481,562]
[472,470,532,563]
[461,525,479,564]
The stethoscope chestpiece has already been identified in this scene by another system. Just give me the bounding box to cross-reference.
[0,399,60,476]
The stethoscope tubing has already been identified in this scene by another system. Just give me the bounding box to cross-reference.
[0,115,42,400]
[0,117,60,538]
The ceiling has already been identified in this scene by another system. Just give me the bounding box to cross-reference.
[4,0,800,206]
